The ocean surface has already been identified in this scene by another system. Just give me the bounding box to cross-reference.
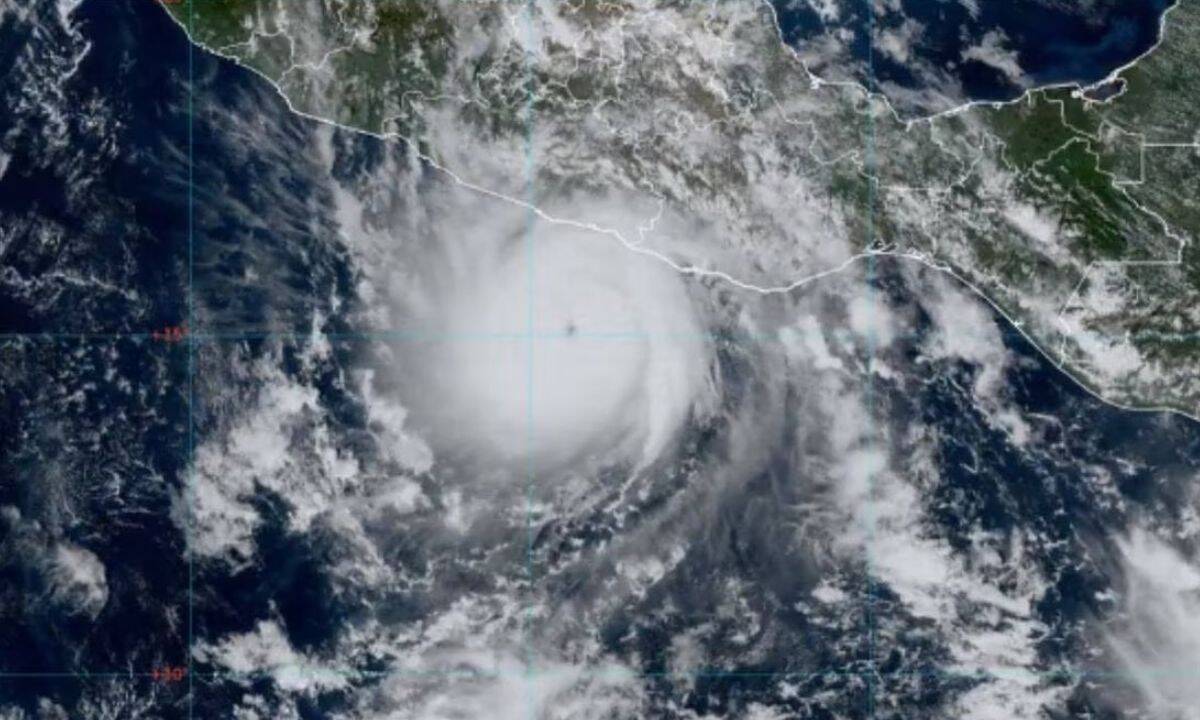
[772,0,1176,110]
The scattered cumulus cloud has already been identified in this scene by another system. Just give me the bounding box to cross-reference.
[961,30,1029,87]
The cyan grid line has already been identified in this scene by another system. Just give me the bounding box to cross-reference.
[186,0,198,715]
[7,664,1200,683]
[5,326,1199,343]
[862,0,881,717]
[10,308,1199,345]
[521,4,540,720]
[167,667,1112,681]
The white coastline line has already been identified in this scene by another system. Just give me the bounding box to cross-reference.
[159,8,871,296]
[158,5,1199,421]
[917,260,1200,424]
[822,0,1199,421]
[163,0,1189,295]
[756,0,1185,128]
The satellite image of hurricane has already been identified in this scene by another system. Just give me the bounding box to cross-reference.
[2,0,1200,718]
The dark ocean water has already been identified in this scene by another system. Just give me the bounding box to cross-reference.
[0,0,343,714]
[0,0,190,334]
[0,0,360,713]
[0,0,193,677]
[772,0,1175,108]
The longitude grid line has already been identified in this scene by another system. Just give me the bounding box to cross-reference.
[863,0,879,716]
[186,0,196,715]
[521,0,538,717]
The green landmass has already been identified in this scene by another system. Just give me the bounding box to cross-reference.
[164,0,1200,411]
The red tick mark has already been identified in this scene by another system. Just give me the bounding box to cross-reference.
[150,666,187,683]
[151,325,187,343]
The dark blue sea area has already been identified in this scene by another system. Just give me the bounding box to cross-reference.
[0,0,195,714]
[0,0,190,334]
[772,0,1175,110]
[0,0,345,715]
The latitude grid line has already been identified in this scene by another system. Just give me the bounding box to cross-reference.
[0,666,1197,681]
[3,326,1200,344]
[3,2,1200,715]
[1,326,1199,346]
